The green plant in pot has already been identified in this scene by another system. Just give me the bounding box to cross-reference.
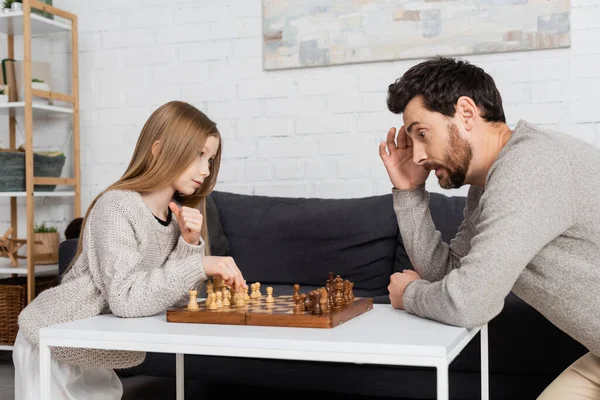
[33,222,59,265]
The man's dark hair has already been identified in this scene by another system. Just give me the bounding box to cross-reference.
[387,56,506,123]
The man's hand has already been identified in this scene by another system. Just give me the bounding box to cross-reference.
[169,202,203,245]
[388,269,422,310]
[379,126,429,191]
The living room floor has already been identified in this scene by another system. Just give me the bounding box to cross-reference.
[0,350,418,400]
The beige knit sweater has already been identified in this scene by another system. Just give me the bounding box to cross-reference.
[17,189,207,369]
[395,120,600,356]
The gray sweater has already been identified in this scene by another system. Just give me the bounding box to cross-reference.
[394,120,600,356]
[18,190,207,368]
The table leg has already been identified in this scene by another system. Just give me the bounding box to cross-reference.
[436,363,449,400]
[481,325,489,400]
[39,339,51,400]
[176,353,184,400]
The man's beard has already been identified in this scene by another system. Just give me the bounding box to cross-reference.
[424,123,472,189]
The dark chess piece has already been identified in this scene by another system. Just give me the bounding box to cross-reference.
[343,280,352,303]
[303,293,311,312]
[311,290,323,315]
[319,287,330,312]
[334,275,345,308]
[293,284,301,304]
[326,280,334,306]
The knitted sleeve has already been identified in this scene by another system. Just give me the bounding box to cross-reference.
[86,194,207,318]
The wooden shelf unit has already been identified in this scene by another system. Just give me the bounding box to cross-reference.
[3,0,79,303]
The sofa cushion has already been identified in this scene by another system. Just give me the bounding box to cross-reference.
[206,194,230,256]
[210,191,402,298]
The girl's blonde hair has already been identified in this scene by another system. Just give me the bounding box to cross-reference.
[64,100,221,275]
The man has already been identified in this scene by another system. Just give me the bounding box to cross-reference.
[380,56,600,399]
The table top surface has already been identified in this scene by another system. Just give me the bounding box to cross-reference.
[40,304,480,359]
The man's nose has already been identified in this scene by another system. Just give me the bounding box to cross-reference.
[412,143,427,165]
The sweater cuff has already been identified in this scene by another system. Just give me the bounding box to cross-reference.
[172,236,207,289]
[402,279,427,315]
[392,184,427,210]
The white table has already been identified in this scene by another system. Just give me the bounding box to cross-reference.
[39,304,488,400]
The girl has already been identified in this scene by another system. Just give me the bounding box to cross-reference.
[13,100,247,399]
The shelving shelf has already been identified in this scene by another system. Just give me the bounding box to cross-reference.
[0,258,58,275]
[0,191,75,197]
[0,10,71,35]
[0,101,73,115]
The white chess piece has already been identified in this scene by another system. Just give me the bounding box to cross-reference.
[216,291,224,308]
[187,290,199,310]
[208,292,218,310]
[266,287,274,303]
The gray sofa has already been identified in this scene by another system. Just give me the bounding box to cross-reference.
[58,190,587,399]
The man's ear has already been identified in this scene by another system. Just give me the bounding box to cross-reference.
[151,140,161,157]
[456,96,477,131]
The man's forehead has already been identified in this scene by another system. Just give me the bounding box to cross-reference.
[402,97,425,127]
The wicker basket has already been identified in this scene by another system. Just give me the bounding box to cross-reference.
[0,275,58,345]
[0,149,66,192]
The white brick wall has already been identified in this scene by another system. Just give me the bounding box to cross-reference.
[2,0,600,242]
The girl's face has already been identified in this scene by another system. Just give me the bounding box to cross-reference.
[172,136,220,196]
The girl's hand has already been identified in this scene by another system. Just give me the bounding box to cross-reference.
[169,202,203,245]
[203,256,247,292]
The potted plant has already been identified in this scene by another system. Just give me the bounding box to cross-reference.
[31,78,52,105]
[0,87,8,103]
[2,0,14,12]
[33,222,59,264]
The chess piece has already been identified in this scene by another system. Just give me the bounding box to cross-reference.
[256,282,262,297]
[343,280,351,303]
[326,280,334,309]
[208,292,218,310]
[305,292,313,311]
[223,288,231,307]
[250,283,258,299]
[216,291,224,308]
[205,282,214,307]
[235,291,245,307]
[244,286,250,301]
[319,287,330,312]
[213,277,224,292]
[293,284,301,304]
[187,290,199,311]
[293,291,303,313]
[311,290,322,315]
[300,293,307,311]
[266,286,274,303]
[334,275,345,308]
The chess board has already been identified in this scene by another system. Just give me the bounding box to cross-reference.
[166,294,374,329]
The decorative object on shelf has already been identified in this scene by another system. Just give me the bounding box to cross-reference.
[31,78,52,105]
[0,85,8,103]
[0,275,58,344]
[0,227,28,267]
[2,0,20,12]
[14,60,53,103]
[32,0,53,20]
[0,58,18,102]
[0,146,66,192]
[33,222,59,265]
